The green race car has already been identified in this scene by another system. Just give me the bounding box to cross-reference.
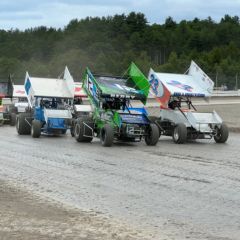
[73,62,159,147]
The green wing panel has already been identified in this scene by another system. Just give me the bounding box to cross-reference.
[125,62,150,105]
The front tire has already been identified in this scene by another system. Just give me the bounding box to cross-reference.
[71,120,76,137]
[74,117,93,142]
[31,120,41,138]
[145,123,159,146]
[100,124,114,147]
[16,113,31,135]
[214,123,229,143]
[172,123,187,144]
[10,113,17,126]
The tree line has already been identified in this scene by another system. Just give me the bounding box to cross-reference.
[0,12,240,89]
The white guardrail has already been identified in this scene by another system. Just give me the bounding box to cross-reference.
[212,90,240,97]
[148,90,240,99]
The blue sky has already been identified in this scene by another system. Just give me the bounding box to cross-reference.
[0,0,240,30]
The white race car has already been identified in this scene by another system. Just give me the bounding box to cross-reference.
[148,60,229,144]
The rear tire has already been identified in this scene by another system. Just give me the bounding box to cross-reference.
[100,124,114,147]
[10,113,17,126]
[214,123,229,143]
[145,123,159,146]
[16,113,31,135]
[148,116,161,139]
[31,120,42,138]
[172,123,187,144]
[74,117,93,142]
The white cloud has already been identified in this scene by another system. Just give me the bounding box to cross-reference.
[0,0,240,30]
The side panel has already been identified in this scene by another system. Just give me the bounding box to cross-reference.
[83,68,100,107]
[148,69,171,108]
[24,72,34,108]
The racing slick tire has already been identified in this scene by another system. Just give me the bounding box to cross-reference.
[214,123,229,143]
[145,123,159,146]
[148,116,161,139]
[10,112,17,126]
[70,127,75,137]
[172,123,187,144]
[74,116,93,142]
[100,124,114,147]
[16,113,31,135]
[71,120,76,137]
[31,120,42,138]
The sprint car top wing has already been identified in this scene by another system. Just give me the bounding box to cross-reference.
[24,66,75,107]
[148,60,214,106]
[83,62,150,106]
[13,85,27,98]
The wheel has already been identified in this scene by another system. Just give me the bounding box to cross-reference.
[145,123,159,146]
[31,120,42,138]
[74,116,93,142]
[100,124,114,147]
[10,113,17,126]
[16,113,31,135]
[172,123,187,144]
[70,127,75,137]
[71,120,76,137]
[214,123,229,143]
[148,116,162,139]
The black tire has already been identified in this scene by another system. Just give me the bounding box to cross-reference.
[145,123,159,146]
[100,124,114,147]
[214,123,229,143]
[71,120,76,137]
[74,117,93,142]
[148,116,161,139]
[70,127,75,137]
[172,123,187,144]
[10,113,17,126]
[31,120,42,138]
[16,113,31,135]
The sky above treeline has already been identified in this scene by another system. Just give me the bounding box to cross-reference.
[0,0,240,30]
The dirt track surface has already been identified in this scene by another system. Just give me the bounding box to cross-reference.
[0,126,240,239]
[0,180,149,240]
